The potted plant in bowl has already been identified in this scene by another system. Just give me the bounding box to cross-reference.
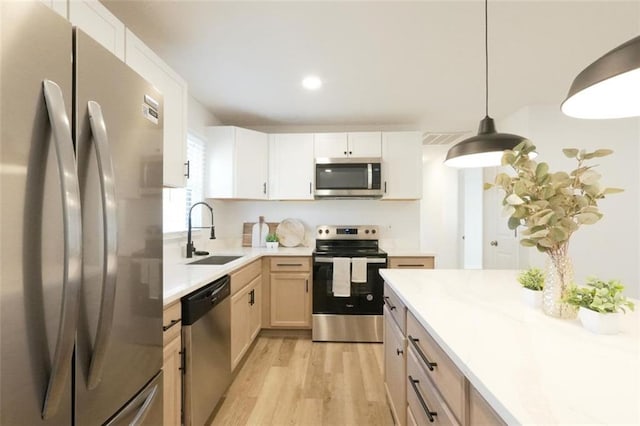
[565,277,635,334]
[265,233,279,250]
[485,141,622,319]
[518,267,544,308]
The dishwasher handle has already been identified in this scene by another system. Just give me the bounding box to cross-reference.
[181,275,230,325]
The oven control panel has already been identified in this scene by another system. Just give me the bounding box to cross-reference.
[316,225,379,240]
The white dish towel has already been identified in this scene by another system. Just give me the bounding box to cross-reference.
[332,257,351,297]
[351,258,368,283]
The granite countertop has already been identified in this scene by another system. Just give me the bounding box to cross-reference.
[379,269,640,425]
[163,246,313,306]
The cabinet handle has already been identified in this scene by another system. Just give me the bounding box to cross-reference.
[344,151,347,155]
[162,319,180,332]
[179,349,186,373]
[397,264,425,268]
[383,296,396,310]
[305,279,309,293]
[248,289,255,305]
[396,348,403,356]
[349,151,352,155]
[184,160,190,178]
[408,335,438,371]
[263,182,267,194]
[384,181,387,193]
[490,240,498,246]
[309,182,312,194]
[277,263,303,267]
[408,375,437,422]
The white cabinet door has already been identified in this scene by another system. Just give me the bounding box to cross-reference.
[348,131,382,157]
[314,132,381,158]
[69,0,125,60]
[39,0,66,17]
[382,131,423,200]
[235,127,269,199]
[269,134,314,200]
[314,133,348,158]
[206,126,269,199]
[125,29,188,188]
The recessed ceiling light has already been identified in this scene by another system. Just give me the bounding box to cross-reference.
[302,75,322,90]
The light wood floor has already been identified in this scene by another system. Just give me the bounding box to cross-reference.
[211,336,394,426]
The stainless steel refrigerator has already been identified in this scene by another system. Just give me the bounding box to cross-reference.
[1,2,163,424]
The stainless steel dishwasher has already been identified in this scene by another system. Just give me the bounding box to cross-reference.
[181,275,231,426]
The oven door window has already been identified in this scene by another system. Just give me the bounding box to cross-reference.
[316,163,369,190]
[312,262,384,315]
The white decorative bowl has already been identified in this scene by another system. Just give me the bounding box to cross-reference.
[521,287,543,309]
[578,306,622,335]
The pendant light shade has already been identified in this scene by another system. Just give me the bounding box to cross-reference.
[444,0,532,168]
[444,117,529,168]
[561,35,640,119]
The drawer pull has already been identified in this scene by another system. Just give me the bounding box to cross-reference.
[409,375,437,422]
[409,335,438,371]
[383,296,397,310]
[398,264,425,267]
[162,319,180,332]
[396,348,403,356]
[277,263,303,267]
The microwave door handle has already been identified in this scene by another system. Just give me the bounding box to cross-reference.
[367,163,372,189]
[86,101,119,390]
[41,80,82,420]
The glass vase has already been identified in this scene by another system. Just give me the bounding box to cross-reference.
[542,248,578,319]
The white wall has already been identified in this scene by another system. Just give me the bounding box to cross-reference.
[188,94,221,138]
[205,199,421,251]
[501,105,640,297]
[421,145,460,268]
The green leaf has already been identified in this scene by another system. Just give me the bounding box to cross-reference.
[562,148,579,158]
[507,216,521,230]
[603,187,624,195]
[520,239,537,247]
[592,149,613,158]
[576,212,601,225]
[506,193,525,205]
[483,182,494,190]
[579,170,601,185]
[502,152,516,166]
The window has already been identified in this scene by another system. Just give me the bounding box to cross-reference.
[163,133,206,233]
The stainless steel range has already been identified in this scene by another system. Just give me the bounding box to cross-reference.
[312,225,387,342]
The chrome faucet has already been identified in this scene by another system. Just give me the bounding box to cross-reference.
[186,201,216,258]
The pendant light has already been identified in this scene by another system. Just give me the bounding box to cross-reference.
[561,35,640,119]
[445,0,531,168]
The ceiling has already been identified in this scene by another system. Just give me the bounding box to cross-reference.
[102,1,639,134]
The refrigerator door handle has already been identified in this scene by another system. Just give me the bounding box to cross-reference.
[41,80,83,420]
[86,101,119,390]
[105,381,159,426]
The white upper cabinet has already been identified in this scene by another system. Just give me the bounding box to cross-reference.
[69,0,125,60]
[314,132,381,158]
[125,29,188,188]
[39,0,67,17]
[382,131,423,200]
[269,134,314,200]
[206,126,269,200]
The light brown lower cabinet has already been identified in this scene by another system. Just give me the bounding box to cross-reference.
[162,302,182,426]
[469,384,506,426]
[230,275,262,370]
[388,256,435,269]
[270,271,311,327]
[384,305,406,425]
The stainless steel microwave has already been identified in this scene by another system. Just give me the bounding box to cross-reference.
[314,158,383,198]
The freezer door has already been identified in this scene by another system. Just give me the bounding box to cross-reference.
[0,3,76,425]
[105,371,164,426]
[74,30,163,425]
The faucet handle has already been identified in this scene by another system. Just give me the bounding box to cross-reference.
[210,226,216,240]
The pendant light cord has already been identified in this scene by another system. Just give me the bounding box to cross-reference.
[485,0,489,117]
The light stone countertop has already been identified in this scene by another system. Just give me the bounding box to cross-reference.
[163,246,313,306]
[379,268,640,425]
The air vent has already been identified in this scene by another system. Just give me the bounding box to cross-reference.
[422,131,471,146]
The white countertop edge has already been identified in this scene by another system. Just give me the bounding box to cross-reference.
[163,247,313,306]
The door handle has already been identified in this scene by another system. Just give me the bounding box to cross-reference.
[490,240,498,246]
[263,182,267,194]
[41,80,82,420]
[184,160,190,178]
[105,379,159,425]
[86,101,119,391]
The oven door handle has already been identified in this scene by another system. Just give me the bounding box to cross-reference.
[313,257,387,264]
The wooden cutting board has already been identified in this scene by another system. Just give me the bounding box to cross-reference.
[242,222,279,247]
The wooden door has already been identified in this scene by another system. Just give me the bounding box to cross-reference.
[270,272,311,327]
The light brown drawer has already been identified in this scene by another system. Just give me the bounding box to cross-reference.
[407,405,419,426]
[384,282,406,334]
[407,347,460,426]
[407,311,466,424]
[269,256,310,272]
[163,301,182,344]
[389,256,435,269]
[469,384,506,426]
[231,259,262,295]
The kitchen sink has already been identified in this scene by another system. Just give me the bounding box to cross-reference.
[187,255,243,265]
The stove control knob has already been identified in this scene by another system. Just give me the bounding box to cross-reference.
[366,294,373,301]
[365,229,370,234]
[318,229,323,235]
[325,229,329,234]
[372,229,377,234]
